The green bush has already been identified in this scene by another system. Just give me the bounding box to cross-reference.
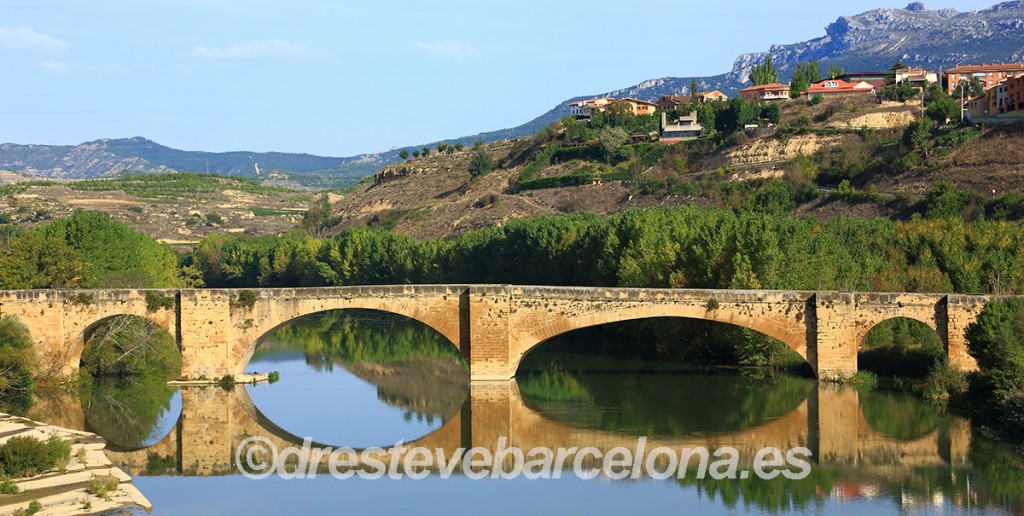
[966,298,1024,399]
[0,316,36,414]
[87,474,119,499]
[0,477,20,494]
[919,361,968,402]
[231,290,259,310]
[218,375,235,391]
[145,291,175,312]
[467,148,493,177]
[924,181,965,219]
[808,94,823,106]
[0,434,71,479]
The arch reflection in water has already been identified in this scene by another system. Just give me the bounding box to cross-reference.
[243,309,469,448]
[98,378,1024,513]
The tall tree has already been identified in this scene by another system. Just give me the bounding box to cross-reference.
[790,61,823,96]
[827,65,845,79]
[690,78,699,98]
[749,57,777,86]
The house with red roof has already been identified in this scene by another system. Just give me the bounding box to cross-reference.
[740,83,790,103]
[803,79,876,99]
[945,63,1024,95]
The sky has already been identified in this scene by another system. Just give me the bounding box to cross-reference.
[0,0,1001,157]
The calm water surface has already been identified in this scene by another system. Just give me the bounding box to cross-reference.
[29,311,1024,515]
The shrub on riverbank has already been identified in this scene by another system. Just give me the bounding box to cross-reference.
[0,434,71,479]
[966,298,1024,434]
[0,316,37,415]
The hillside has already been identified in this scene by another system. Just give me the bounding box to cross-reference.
[492,2,1024,148]
[0,173,313,250]
[325,97,1024,240]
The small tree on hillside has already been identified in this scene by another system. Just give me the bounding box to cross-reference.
[468,148,493,177]
[399,150,409,160]
[925,93,960,125]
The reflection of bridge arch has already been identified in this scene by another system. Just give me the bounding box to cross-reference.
[102,382,971,477]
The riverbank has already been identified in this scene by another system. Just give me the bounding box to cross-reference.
[0,412,151,515]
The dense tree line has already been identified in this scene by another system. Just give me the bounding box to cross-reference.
[0,210,183,289]
[189,206,1024,296]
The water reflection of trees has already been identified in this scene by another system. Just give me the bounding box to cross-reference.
[256,310,464,368]
[79,376,178,451]
[858,390,941,440]
[520,369,815,436]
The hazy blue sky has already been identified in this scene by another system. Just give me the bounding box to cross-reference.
[0,1,1001,156]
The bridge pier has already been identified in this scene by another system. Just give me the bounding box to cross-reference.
[811,293,859,381]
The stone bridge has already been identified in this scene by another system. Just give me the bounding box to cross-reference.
[0,286,985,381]
[74,381,971,477]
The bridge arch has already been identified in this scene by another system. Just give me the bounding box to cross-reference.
[856,315,944,352]
[231,297,464,376]
[510,303,810,374]
[69,313,177,374]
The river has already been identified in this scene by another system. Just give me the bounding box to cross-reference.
[28,310,1024,515]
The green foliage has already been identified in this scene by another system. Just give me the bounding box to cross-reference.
[264,310,464,367]
[301,193,341,238]
[903,118,933,157]
[859,318,945,378]
[519,170,594,191]
[218,375,235,391]
[231,290,259,310]
[0,434,71,479]
[749,57,777,86]
[919,361,968,402]
[827,64,844,79]
[925,92,960,125]
[6,210,181,289]
[760,102,781,124]
[67,172,300,199]
[80,316,181,378]
[517,365,591,402]
[145,291,175,312]
[790,61,822,96]
[0,477,19,494]
[879,85,920,102]
[87,474,119,499]
[144,453,177,476]
[71,292,94,306]
[78,375,177,449]
[0,316,36,414]
[267,371,280,384]
[966,298,1024,400]
[808,94,823,106]
[924,181,965,219]
[204,212,224,225]
[399,150,409,160]
[190,205,1024,298]
[467,148,493,177]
